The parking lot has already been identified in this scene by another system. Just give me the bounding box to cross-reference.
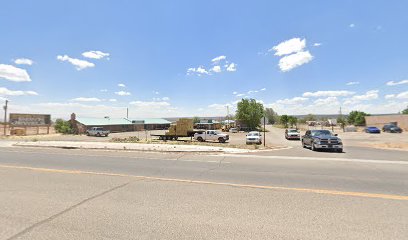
[2,125,407,151]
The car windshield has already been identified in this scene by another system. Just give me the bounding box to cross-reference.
[311,130,332,136]
[248,132,259,136]
[288,130,298,133]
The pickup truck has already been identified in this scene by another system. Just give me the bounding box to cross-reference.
[194,130,229,143]
[301,130,343,152]
[86,127,110,137]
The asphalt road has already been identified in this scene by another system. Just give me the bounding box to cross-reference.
[1,147,407,239]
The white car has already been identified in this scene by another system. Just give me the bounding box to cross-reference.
[194,130,229,143]
[246,131,262,145]
[285,128,300,140]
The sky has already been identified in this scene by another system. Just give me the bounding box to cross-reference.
[1,0,408,120]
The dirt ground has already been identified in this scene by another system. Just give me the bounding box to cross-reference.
[1,125,407,151]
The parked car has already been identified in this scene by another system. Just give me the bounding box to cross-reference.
[194,130,229,143]
[285,128,300,140]
[382,124,403,133]
[301,130,343,152]
[364,126,381,134]
[229,128,238,133]
[86,127,110,137]
[246,131,262,145]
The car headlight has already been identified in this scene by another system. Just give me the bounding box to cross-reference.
[314,140,321,144]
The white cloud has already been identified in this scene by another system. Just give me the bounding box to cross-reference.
[236,93,245,97]
[385,91,408,99]
[108,99,117,102]
[129,101,170,108]
[226,63,237,72]
[82,50,110,60]
[351,90,379,101]
[386,80,408,86]
[196,67,209,74]
[153,97,170,101]
[188,56,236,76]
[247,90,258,94]
[343,90,379,105]
[271,38,306,56]
[115,91,131,96]
[208,103,232,111]
[187,66,209,76]
[349,23,355,28]
[232,91,238,95]
[260,88,266,91]
[14,58,34,66]
[71,97,101,102]
[0,87,38,96]
[211,65,221,73]
[57,55,95,70]
[276,97,308,105]
[100,89,108,92]
[303,90,355,97]
[313,43,322,47]
[154,91,160,95]
[278,51,313,72]
[313,97,339,106]
[211,56,226,63]
[346,81,360,85]
[118,83,126,88]
[0,64,31,82]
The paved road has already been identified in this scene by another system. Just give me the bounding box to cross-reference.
[1,147,407,239]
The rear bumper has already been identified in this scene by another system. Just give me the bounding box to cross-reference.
[286,135,300,139]
[246,139,261,144]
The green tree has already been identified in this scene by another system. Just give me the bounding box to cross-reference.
[280,115,289,128]
[54,119,73,134]
[337,117,346,132]
[192,116,201,124]
[347,111,369,126]
[235,99,265,131]
[402,106,408,114]
[265,108,279,124]
[288,116,298,128]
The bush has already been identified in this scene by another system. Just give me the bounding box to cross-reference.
[54,119,73,134]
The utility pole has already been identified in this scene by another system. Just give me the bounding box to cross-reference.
[226,105,230,129]
[126,107,129,119]
[263,116,266,147]
[3,100,8,136]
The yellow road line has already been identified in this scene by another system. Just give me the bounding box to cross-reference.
[1,164,407,201]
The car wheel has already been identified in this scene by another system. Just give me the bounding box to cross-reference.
[197,137,203,142]
[218,137,225,143]
[337,149,343,153]
[302,140,306,148]
[311,143,317,151]
[96,133,101,137]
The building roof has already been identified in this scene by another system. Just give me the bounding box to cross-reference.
[76,117,133,126]
[132,118,171,125]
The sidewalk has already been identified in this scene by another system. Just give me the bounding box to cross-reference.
[3,140,253,153]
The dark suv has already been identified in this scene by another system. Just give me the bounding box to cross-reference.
[302,130,343,152]
[382,124,403,133]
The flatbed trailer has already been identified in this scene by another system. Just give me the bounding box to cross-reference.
[151,130,204,141]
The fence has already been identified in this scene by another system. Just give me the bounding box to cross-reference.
[0,124,55,136]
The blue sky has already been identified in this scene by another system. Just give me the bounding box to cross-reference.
[1,0,408,119]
